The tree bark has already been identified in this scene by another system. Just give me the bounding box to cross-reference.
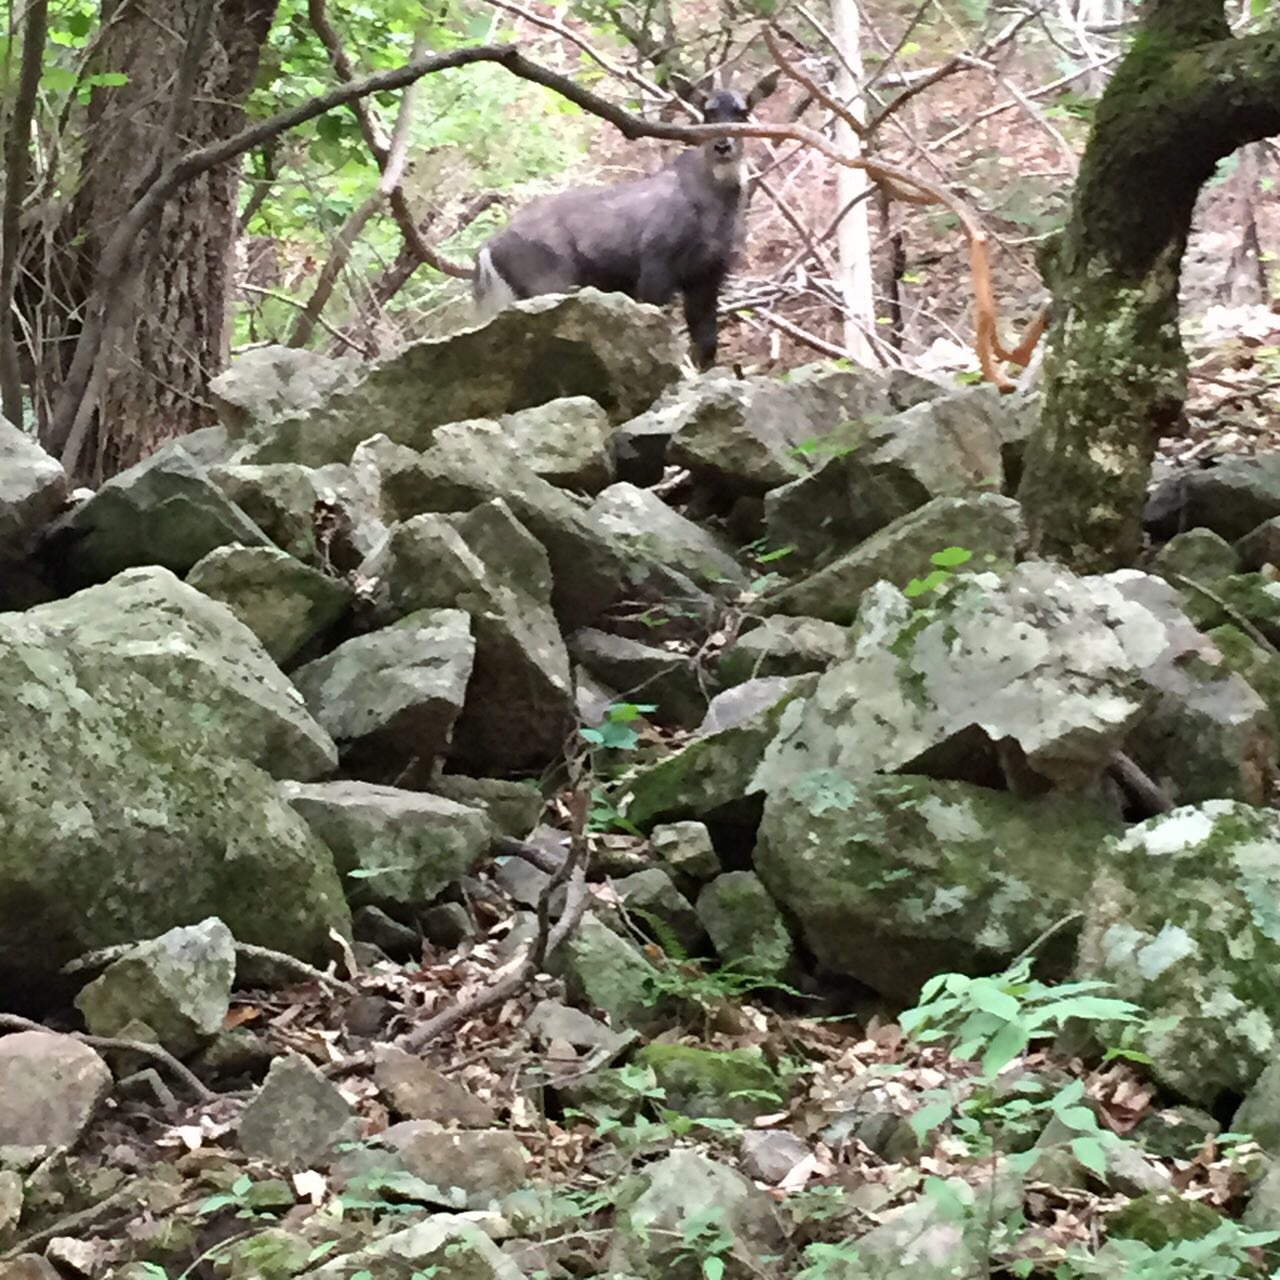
[50,0,278,483]
[1018,1,1280,570]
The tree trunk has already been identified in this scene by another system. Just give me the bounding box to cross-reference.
[49,0,278,483]
[831,0,877,366]
[1018,1,1280,571]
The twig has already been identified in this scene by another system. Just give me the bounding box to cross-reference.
[399,788,591,1053]
[0,1014,215,1104]
[1108,751,1173,816]
[289,23,428,347]
[234,941,357,995]
[239,283,367,352]
[0,1184,137,1261]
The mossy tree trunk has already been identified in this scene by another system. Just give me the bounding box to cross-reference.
[1018,0,1280,571]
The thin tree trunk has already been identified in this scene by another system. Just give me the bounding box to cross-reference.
[832,0,877,366]
[52,0,278,483]
[1018,1,1280,571]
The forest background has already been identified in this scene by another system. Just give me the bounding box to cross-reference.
[1,0,1277,549]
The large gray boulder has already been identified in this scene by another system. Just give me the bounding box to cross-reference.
[0,567,350,988]
[360,503,575,774]
[766,493,1024,625]
[494,397,614,492]
[1078,801,1280,1105]
[237,291,683,465]
[283,781,493,912]
[622,363,939,497]
[755,564,1227,798]
[210,344,364,442]
[292,608,474,782]
[40,447,273,589]
[764,385,1013,566]
[756,774,1116,999]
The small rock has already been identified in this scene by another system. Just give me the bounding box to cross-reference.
[75,917,235,1059]
[740,1130,810,1183]
[0,1168,23,1233]
[238,1053,357,1168]
[717,616,850,686]
[373,1045,497,1125]
[427,776,544,839]
[525,1000,630,1053]
[299,1212,523,1279]
[363,1122,529,1206]
[636,1044,784,1122]
[1152,527,1239,582]
[4,1258,61,1280]
[0,1032,112,1148]
[649,821,721,882]
[1108,1190,1222,1248]
[422,903,475,948]
[352,906,420,959]
[697,871,796,980]
[46,1236,101,1276]
[610,868,704,956]
[555,913,666,1029]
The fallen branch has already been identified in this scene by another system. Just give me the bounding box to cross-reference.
[400,787,591,1053]
[1108,751,1173,817]
[234,941,357,995]
[0,1184,137,1262]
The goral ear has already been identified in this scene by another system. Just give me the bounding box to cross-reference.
[746,68,782,111]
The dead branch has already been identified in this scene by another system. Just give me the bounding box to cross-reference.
[399,787,591,1054]
[288,24,428,347]
[0,0,48,427]
[1108,751,1172,817]
[308,0,473,284]
[234,941,357,995]
[0,1184,138,1262]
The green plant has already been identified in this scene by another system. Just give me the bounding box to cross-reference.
[904,545,975,597]
[579,701,656,753]
[1062,1220,1280,1279]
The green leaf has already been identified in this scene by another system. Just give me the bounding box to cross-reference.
[981,1018,1030,1076]
[930,546,973,568]
[1070,1136,1107,1176]
[966,978,1020,1020]
[85,71,130,87]
[1057,1105,1099,1133]
[703,1258,725,1280]
[42,65,78,92]
[909,1099,953,1142]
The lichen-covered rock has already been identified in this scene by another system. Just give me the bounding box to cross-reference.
[372,422,711,635]
[239,1053,358,1168]
[360,503,574,773]
[0,417,65,561]
[757,773,1114,999]
[373,1045,496,1125]
[610,867,704,955]
[208,461,370,568]
[299,1213,523,1280]
[616,676,816,829]
[766,493,1024,625]
[211,344,364,443]
[650,820,721,882]
[292,609,474,782]
[758,564,1218,797]
[635,1044,784,1121]
[187,545,351,667]
[608,1149,785,1280]
[239,291,682,465]
[764,385,1011,566]
[0,1032,111,1148]
[653,364,931,497]
[586,482,747,594]
[717,615,850,686]
[40,447,273,589]
[283,781,492,912]
[495,397,614,492]
[555,913,666,1029]
[697,871,796,979]
[1180,572,1280,648]
[1151,527,1239,582]
[427,775,544,839]
[74,917,235,1058]
[1077,801,1280,1104]
[569,627,710,729]
[1107,1190,1223,1249]
[0,566,350,987]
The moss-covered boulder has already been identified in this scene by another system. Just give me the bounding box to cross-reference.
[696,871,796,979]
[636,1044,784,1121]
[1151,527,1238,582]
[1107,1191,1223,1249]
[0,566,350,993]
[1078,801,1280,1104]
[756,773,1117,1000]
